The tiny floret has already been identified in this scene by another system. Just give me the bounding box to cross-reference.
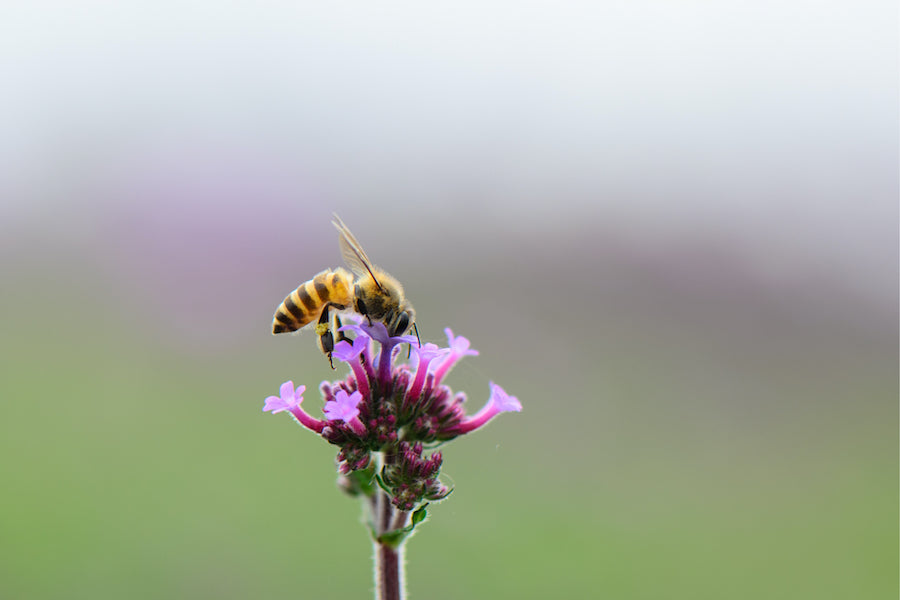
[263,380,325,433]
[263,380,305,414]
[450,382,521,435]
[488,382,522,413]
[431,328,479,386]
[444,328,479,358]
[343,321,417,349]
[324,389,368,436]
[411,342,447,365]
[324,390,363,422]
[332,335,368,363]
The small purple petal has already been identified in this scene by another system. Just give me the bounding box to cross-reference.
[291,385,306,404]
[279,380,296,402]
[263,395,288,413]
[361,321,392,345]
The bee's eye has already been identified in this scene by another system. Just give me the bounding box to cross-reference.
[393,311,410,336]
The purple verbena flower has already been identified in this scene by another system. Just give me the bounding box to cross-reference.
[263,325,519,510]
[332,334,368,362]
[263,380,303,414]
[448,382,522,435]
[432,328,479,387]
[341,321,417,383]
[324,389,367,436]
[407,342,450,401]
[332,335,371,398]
[263,380,325,433]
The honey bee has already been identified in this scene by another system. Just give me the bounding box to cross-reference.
[272,215,419,368]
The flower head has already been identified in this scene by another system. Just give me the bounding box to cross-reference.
[263,326,519,509]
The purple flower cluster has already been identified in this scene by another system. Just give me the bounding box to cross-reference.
[264,324,521,510]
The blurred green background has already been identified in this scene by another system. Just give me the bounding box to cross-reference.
[1,2,896,599]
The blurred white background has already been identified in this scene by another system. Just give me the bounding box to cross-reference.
[2,2,895,301]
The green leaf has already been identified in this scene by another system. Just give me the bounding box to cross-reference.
[411,505,428,525]
[374,473,393,496]
[338,467,378,498]
[377,529,408,548]
[376,504,430,548]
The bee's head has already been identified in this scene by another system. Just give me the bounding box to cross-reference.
[355,272,416,340]
[356,276,397,318]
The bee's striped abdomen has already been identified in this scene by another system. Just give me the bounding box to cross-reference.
[272,268,352,334]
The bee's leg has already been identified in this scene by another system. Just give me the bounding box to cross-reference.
[334,313,349,344]
[316,304,336,369]
[317,303,350,369]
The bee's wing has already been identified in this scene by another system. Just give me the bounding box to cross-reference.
[332,214,383,289]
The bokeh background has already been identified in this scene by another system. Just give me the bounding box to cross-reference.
[1,2,896,599]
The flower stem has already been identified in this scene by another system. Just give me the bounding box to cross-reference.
[374,539,405,600]
[372,491,408,600]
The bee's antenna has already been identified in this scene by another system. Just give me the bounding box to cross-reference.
[406,322,421,359]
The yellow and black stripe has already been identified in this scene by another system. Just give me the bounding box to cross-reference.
[272,269,352,334]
